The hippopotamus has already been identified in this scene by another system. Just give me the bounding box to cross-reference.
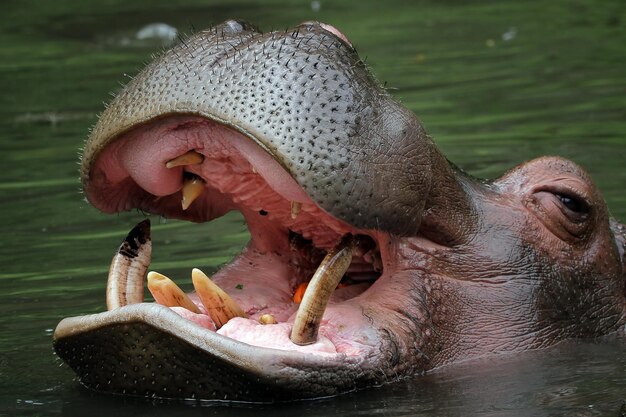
[53,20,626,402]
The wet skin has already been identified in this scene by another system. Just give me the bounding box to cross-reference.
[53,21,626,401]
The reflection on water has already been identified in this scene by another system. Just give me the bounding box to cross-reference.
[1,0,624,416]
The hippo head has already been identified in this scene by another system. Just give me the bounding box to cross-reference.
[53,21,626,401]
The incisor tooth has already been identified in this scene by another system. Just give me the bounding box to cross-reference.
[106,220,151,310]
[191,268,246,328]
[259,314,277,325]
[290,201,301,219]
[181,176,205,210]
[166,150,204,168]
[147,271,201,313]
[290,235,355,345]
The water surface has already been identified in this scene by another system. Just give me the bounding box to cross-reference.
[1,0,625,416]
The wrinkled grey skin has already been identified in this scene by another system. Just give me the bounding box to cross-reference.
[54,21,626,402]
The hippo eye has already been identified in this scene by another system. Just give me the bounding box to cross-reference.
[529,188,592,241]
[555,193,590,221]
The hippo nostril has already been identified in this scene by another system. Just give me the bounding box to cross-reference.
[221,20,258,35]
[224,20,243,33]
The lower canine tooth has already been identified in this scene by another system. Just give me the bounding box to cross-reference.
[191,268,247,328]
[181,176,205,210]
[106,220,151,310]
[166,150,204,168]
[147,271,201,313]
[290,234,354,345]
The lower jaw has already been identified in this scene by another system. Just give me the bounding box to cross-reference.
[53,302,385,402]
[109,217,385,358]
[53,222,397,401]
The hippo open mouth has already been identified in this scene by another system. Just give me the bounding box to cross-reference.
[55,115,394,401]
[54,20,626,402]
[82,111,391,352]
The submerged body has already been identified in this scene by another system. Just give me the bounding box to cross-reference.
[54,21,626,401]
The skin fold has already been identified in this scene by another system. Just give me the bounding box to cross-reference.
[54,20,626,402]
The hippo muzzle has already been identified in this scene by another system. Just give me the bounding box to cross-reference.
[53,21,626,402]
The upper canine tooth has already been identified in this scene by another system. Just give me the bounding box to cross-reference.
[181,176,205,210]
[147,271,201,313]
[290,234,355,345]
[106,220,151,310]
[166,150,204,168]
[191,268,246,329]
[290,201,301,219]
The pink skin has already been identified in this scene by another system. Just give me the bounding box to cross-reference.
[93,116,385,357]
[298,22,353,47]
[319,23,353,47]
[112,118,309,202]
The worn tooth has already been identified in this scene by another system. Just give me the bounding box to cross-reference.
[147,271,201,313]
[166,150,204,168]
[290,235,355,345]
[290,201,302,219]
[181,176,205,210]
[106,220,151,310]
[191,268,247,328]
[259,314,277,325]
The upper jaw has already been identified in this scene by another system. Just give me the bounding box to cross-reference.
[81,19,435,236]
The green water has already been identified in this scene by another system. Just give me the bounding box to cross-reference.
[1,0,625,416]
